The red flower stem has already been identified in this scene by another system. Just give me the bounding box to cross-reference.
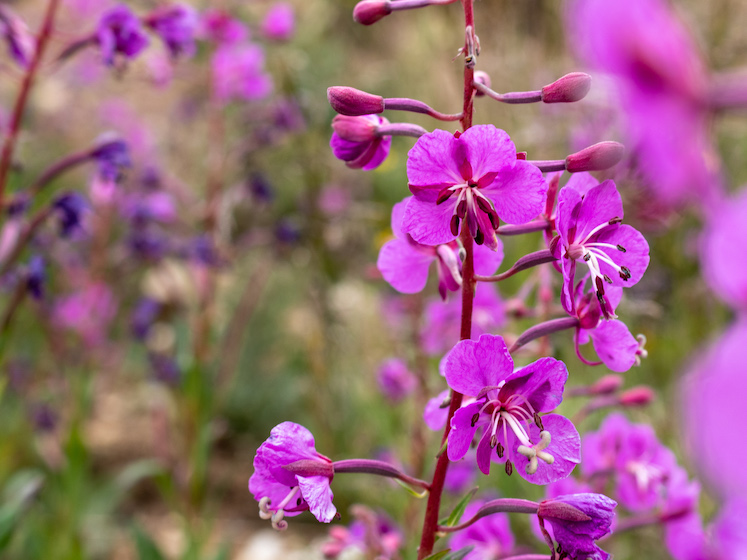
[0,0,62,209]
[418,3,475,551]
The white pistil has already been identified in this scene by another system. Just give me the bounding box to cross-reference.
[501,411,532,447]
[271,510,288,531]
[259,496,273,520]
[517,430,554,475]
[261,486,300,530]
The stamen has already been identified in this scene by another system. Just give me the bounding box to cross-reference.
[271,510,288,531]
[620,266,631,280]
[502,411,532,446]
[534,412,544,431]
[617,244,626,252]
[583,253,591,262]
[496,442,504,458]
[505,460,513,476]
[259,497,273,520]
[436,187,454,205]
[474,228,484,245]
[603,274,612,284]
[490,434,497,448]
[471,412,480,427]
[450,215,460,236]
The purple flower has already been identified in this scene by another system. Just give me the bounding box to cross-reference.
[424,389,450,431]
[53,192,89,238]
[567,0,720,207]
[91,137,131,180]
[537,493,616,560]
[249,422,336,527]
[144,4,198,59]
[26,255,45,301]
[445,334,581,483]
[582,412,676,511]
[261,3,295,41]
[662,466,705,560]
[402,125,548,250]
[421,284,505,356]
[449,498,516,560]
[378,197,503,299]
[199,9,249,46]
[0,6,34,67]
[554,179,649,318]
[377,358,417,402]
[131,298,162,340]
[322,507,402,559]
[330,114,391,171]
[97,4,150,66]
[211,44,272,103]
[53,282,117,347]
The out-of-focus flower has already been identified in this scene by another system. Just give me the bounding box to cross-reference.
[199,9,249,46]
[144,3,198,59]
[26,255,45,301]
[211,43,272,103]
[148,353,181,385]
[91,137,131,180]
[553,179,649,317]
[53,282,117,347]
[131,298,162,340]
[378,197,503,299]
[376,358,417,402]
[321,506,402,559]
[421,284,505,355]
[567,0,721,207]
[248,173,274,203]
[249,422,336,527]
[446,334,581,483]
[330,114,391,171]
[96,4,150,66]
[449,498,516,560]
[537,493,616,560]
[53,192,89,238]
[403,125,548,250]
[261,3,295,41]
[0,6,34,67]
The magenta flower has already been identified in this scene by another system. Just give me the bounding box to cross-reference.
[554,179,649,317]
[582,412,676,512]
[377,358,417,402]
[53,282,117,347]
[445,334,581,484]
[249,422,336,527]
[97,4,150,66]
[537,493,616,560]
[567,0,721,207]
[448,498,516,560]
[0,6,34,67]
[402,125,547,250]
[211,44,272,103]
[199,9,249,46]
[261,3,295,41]
[144,3,199,59]
[662,466,704,560]
[420,284,505,356]
[378,197,503,299]
[322,507,402,559]
[330,114,391,170]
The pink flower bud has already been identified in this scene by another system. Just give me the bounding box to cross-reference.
[331,115,378,142]
[619,386,655,407]
[589,374,624,395]
[353,0,392,25]
[327,86,385,116]
[474,71,491,96]
[565,141,625,172]
[541,72,592,103]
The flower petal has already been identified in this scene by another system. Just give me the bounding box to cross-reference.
[377,238,433,294]
[448,402,484,461]
[297,475,336,523]
[444,334,514,396]
[402,195,458,246]
[514,414,581,485]
[589,319,639,372]
[481,160,548,224]
[407,129,463,187]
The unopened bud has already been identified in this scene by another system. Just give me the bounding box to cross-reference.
[331,115,378,142]
[353,0,392,25]
[619,386,655,407]
[474,71,491,96]
[565,141,625,172]
[589,374,624,395]
[542,72,592,103]
[327,86,385,116]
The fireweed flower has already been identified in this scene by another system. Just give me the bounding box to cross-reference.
[402,125,548,251]
[199,9,249,46]
[97,4,150,66]
[662,466,705,560]
[537,493,616,560]
[53,282,117,347]
[582,412,677,511]
[554,179,649,317]
[446,334,581,483]
[330,114,391,171]
[211,44,272,103]
[567,0,721,207]
[261,3,295,41]
[378,197,503,299]
[377,358,417,402]
[249,422,336,527]
[322,507,402,559]
[449,498,516,560]
[144,3,199,59]
[421,284,505,355]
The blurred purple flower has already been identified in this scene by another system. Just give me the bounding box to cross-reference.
[443,453,477,494]
[446,334,581,483]
[248,173,274,203]
[53,282,117,347]
[378,197,503,300]
[96,4,150,66]
[261,3,295,41]
[200,9,249,46]
[149,353,181,385]
[249,422,336,526]
[91,137,131,180]
[421,284,505,356]
[123,191,176,224]
[424,389,450,431]
[322,507,402,559]
[449,498,515,560]
[131,298,162,340]
[403,125,548,250]
[318,186,350,216]
[567,0,721,207]
[537,493,616,560]
[30,403,57,433]
[275,219,301,245]
[53,192,89,238]
[144,3,198,59]
[330,114,391,171]
[662,466,704,560]
[26,255,45,301]
[376,358,417,402]
[211,44,272,103]
[0,6,34,67]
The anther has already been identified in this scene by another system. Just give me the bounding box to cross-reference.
[474,228,485,245]
[595,276,605,296]
[609,217,622,225]
[505,460,513,476]
[490,434,497,448]
[620,266,631,280]
[603,274,612,284]
[487,211,499,230]
[296,498,302,506]
[583,253,591,262]
[471,413,480,427]
[617,244,627,252]
[475,196,493,214]
[436,187,453,205]
[456,199,468,219]
[496,442,504,458]
[450,215,460,236]
[534,412,544,431]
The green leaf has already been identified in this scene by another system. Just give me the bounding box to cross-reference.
[0,470,45,551]
[422,550,450,560]
[438,486,478,527]
[442,546,475,560]
[132,524,166,560]
[394,478,428,498]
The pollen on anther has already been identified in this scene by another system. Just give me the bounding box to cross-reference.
[505,460,513,476]
[496,442,504,458]
[471,413,480,427]
[617,244,627,252]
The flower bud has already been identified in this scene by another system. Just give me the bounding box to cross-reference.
[565,141,625,172]
[541,72,592,103]
[353,0,392,25]
[619,386,655,407]
[473,71,491,96]
[327,86,385,116]
[331,114,378,142]
[589,374,624,395]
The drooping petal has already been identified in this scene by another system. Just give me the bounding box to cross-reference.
[297,475,336,523]
[362,135,392,171]
[377,238,434,294]
[588,319,639,372]
[513,414,581,485]
[249,454,303,514]
[481,160,548,224]
[407,129,463,188]
[390,197,410,239]
[444,334,514,397]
